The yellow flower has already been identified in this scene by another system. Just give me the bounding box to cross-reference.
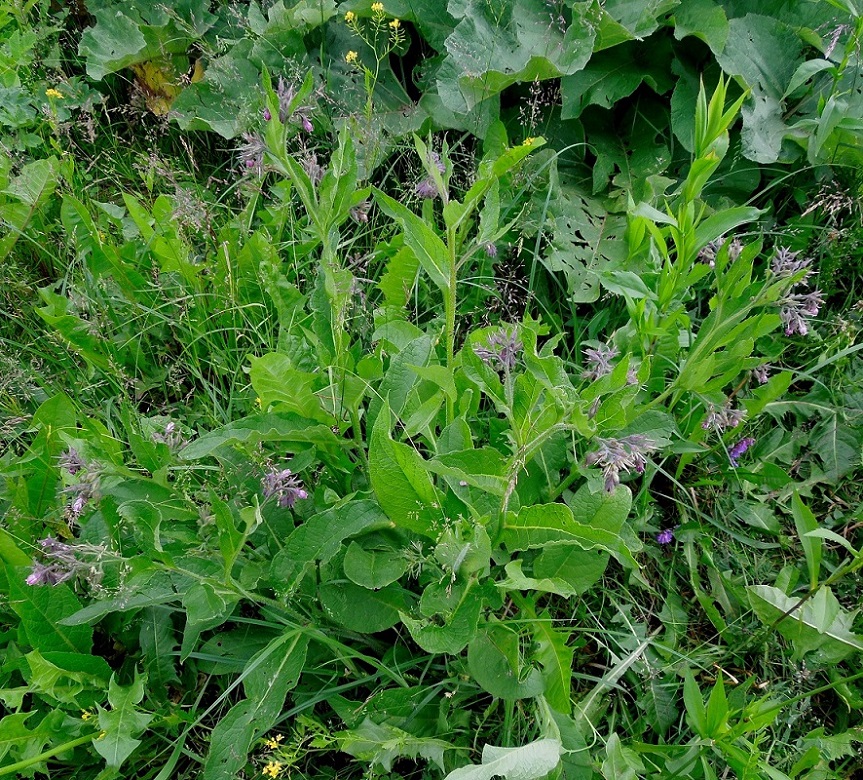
[263,734,284,750]
[344,11,356,22]
[97,731,107,740]
[262,761,283,778]
[81,710,93,721]
[522,137,536,146]
[345,50,358,64]
[45,88,64,99]
[371,2,384,13]
[389,18,400,28]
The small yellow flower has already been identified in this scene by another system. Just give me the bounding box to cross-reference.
[389,18,400,28]
[262,761,283,778]
[344,11,356,23]
[263,734,284,750]
[81,710,93,721]
[522,137,536,146]
[345,50,359,64]
[371,2,384,13]
[97,731,107,740]
[45,88,64,99]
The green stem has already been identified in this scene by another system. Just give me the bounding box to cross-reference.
[444,227,458,423]
[0,733,97,776]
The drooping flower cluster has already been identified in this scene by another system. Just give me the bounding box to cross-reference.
[582,342,619,381]
[752,364,771,384]
[57,448,98,520]
[701,402,745,434]
[238,132,267,174]
[698,236,743,268]
[770,247,824,336]
[262,465,309,508]
[266,77,314,131]
[26,537,105,587]
[473,328,523,372]
[728,437,756,467]
[415,150,446,200]
[585,434,659,493]
[151,421,186,449]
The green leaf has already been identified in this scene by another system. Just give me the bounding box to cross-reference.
[533,547,609,596]
[320,581,409,633]
[343,542,409,589]
[203,631,309,780]
[444,738,562,780]
[600,733,644,780]
[374,190,450,292]
[468,623,545,700]
[748,585,863,664]
[94,672,154,768]
[271,500,392,590]
[180,582,236,661]
[369,405,439,537]
[179,412,342,459]
[673,0,729,54]
[337,717,453,772]
[791,492,822,591]
[531,613,573,713]
[7,571,93,654]
[249,354,335,423]
[400,580,483,654]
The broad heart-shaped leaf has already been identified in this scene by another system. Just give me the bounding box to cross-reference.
[400,580,483,654]
[438,0,598,115]
[319,580,410,633]
[343,542,409,589]
[444,738,563,780]
[203,631,309,780]
[468,623,545,701]
[6,570,92,654]
[369,404,439,538]
[270,500,393,591]
[337,717,453,772]
[179,412,343,459]
[94,672,154,768]
[79,0,216,81]
[748,585,863,665]
[374,190,450,292]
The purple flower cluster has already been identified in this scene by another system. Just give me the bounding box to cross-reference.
[728,437,756,467]
[770,247,823,336]
[262,466,309,508]
[57,448,97,521]
[58,447,85,475]
[585,434,659,493]
[473,328,523,372]
[698,237,743,268]
[582,342,619,381]
[415,151,446,200]
[238,132,267,174]
[656,528,674,545]
[702,402,745,434]
[26,537,103,587]
[151,421,185,449]
[752,364,771,384]
[268,77,314,131]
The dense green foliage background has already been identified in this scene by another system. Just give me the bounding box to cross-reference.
[1,1,863,778]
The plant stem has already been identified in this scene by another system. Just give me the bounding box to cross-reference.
[0,733,97,777]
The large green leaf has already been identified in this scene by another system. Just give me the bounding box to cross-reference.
[337,717,453,772]
[444,738,563,780]
[271,500,392,590]
[7,571,93,654]
[369,405,439,537]
[748,585,863,665]
[320,580,410,633]
[468,623,545,701]
[203,631,309,780]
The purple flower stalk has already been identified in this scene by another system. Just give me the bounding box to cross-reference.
[656,528,674,545]
[262,467,309,508]
[702,403,745,434]
[728,437,756,467]
[752,364,771,384]
[771,247,813,282]
[58,448,86,476]
[585,434,659,493]
[780,290,823,336]
[473,328,523,372]
[25,537,105,587]
[582,342,619,381]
